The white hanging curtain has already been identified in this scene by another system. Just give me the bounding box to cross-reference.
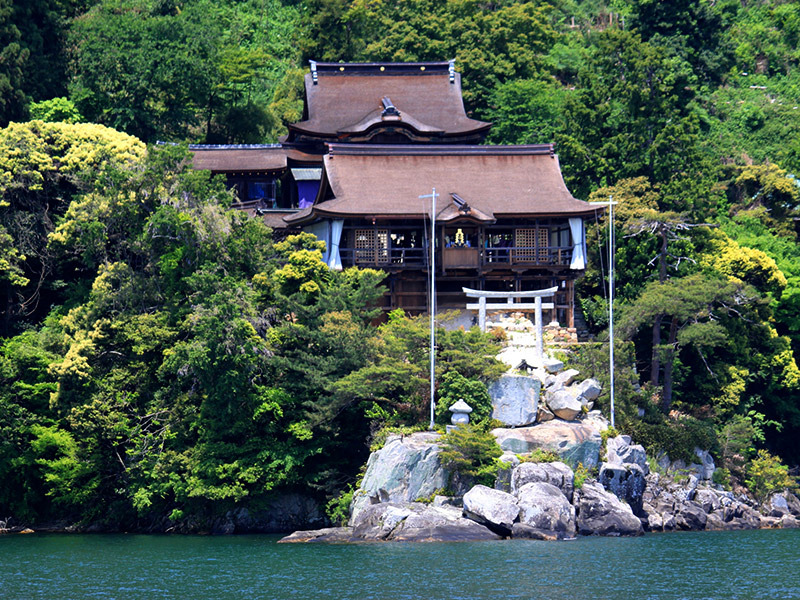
[305,221,330,264]
[569,217,586,270]
[328,220,344,270]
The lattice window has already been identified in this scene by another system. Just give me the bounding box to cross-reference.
[354,229,389,264]
[376,230,389,263]
[515,228,549,262]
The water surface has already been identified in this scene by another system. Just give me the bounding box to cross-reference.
[1,529,798,599]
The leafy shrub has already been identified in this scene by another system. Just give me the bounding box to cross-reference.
[620,413,718,464]
[712,467,732,490]
[414,488,446,504]
[435,371,493,426]
[745,449,796,502]
[574,463,590,490]
[438,424,503,487]
[518,448,560,463]
[326,485,355,526]
[718,412,782,481]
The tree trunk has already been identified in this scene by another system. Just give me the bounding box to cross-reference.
[650,226,670,388]
[658,225,668,283]
[661,316,679,413]
[650,313,663,386]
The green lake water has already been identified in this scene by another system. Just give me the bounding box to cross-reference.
[1,528,798,600]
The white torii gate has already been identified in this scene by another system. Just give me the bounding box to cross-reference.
[463,286,558,363]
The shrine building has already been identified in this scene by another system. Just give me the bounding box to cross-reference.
[190,60,596,327]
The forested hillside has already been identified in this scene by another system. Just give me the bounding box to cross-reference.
[1,0,799,527]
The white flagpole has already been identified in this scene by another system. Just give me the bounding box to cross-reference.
[590,196,618,429]
[420,188,438,430]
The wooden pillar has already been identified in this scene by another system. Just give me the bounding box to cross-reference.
[568,279,575,329]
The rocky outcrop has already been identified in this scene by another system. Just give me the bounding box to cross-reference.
[492,421,602,469]
[597,434,649,515]
[783,491,800,517]
[349,432,449,524]
[641,473,767,532]
[281,502,502,543]
[656,448,716,481]
[283,422,800,544]
[574,482,643,536]
[605,435,649,473]
[489,375,540,427]
[598,463,647,515]
[279,527,355,543]
[170,494,325,534]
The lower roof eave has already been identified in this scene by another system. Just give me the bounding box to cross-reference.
[491,211,598,219]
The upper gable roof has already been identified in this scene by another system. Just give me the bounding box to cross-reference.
[190,144,287,173]
[285,144,594,225]
[286,61,491,144]
[189,144,321,173]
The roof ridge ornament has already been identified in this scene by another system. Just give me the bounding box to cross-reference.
[310,60,318,85]
[448,59,455,83]
[381,96,401,118]
[451,192,471,214]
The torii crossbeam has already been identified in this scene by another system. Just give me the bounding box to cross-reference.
[463,286,558,363]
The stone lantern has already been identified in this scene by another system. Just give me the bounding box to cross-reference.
[448,399,473,428]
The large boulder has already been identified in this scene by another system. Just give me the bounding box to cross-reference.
[278,527,355,543]
[546,389,582,421]
[537,404,555,423]
[289,502,501,543]
[515,481,576,538]
[350,432,449,524]
[766,493,791,517]
[576,378,602,402]
[492,421,602,469]
[694,488,723,514]
[489,375,540,427]
[675,502,708,531]
[554,368,580,388]
[605,435,649,474]
[352,503,415,539]
[693,448,716,480]
[463,485,520,536]
[574,482,643,536]
[390,505,501,542]
[510,461,575,502]
[784,492,800,517]
[542,358,564,373]
[598,462,647,515]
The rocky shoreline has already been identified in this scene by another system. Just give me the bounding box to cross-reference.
[279,430,800,544]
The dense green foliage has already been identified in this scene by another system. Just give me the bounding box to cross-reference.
[438,424,503,488]
[3,0,800,523]
[0,121,506,526]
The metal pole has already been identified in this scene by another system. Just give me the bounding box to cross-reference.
[608,195,615,429]
[420,188,438,430]
[589,197,618,429]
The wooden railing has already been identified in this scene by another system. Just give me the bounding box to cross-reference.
[339,245,573,268]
